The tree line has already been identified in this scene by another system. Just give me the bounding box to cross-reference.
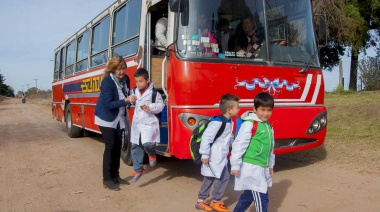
[313,0,380,91]
[0,73,15,98]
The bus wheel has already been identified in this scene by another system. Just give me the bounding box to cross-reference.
[65,104,83,138]
[121,128,133,166]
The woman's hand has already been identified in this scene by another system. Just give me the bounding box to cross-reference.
[125,95,137,104]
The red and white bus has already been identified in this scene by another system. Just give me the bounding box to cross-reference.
[52,0,327,165]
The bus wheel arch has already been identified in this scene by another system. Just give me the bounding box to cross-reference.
[64,103,83,138]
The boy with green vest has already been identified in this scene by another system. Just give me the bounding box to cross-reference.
[230,92,275,212]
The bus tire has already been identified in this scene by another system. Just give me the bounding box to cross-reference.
[121,125,133,166]
[65,104,83,138]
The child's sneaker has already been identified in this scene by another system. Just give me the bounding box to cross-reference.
[130,169,145,182]
[149,154,157,167]
[195,201,213,211]
[210,201,229,212]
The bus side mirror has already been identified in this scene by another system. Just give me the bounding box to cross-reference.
[169,0,180,12]
[315,14,327,47]
[169,0,189,26]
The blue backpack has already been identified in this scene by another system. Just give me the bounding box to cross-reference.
[235,111,258,137]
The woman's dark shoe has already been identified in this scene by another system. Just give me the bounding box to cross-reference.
[103,180,120,191]
[113,177,130,185]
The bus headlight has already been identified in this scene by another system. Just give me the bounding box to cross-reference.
[320,116,327,126]
[306,111,327,135]
[179,113,211,131]
[312,120,320,130]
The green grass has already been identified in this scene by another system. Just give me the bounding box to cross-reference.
[324,91,380,174]
[278,91,380,175]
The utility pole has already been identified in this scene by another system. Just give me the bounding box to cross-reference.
[33,79,39,90]
[339,61,344,90]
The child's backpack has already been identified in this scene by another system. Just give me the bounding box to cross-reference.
[132,87,162,124]
[235,111,259,137]
[190,115,226,165]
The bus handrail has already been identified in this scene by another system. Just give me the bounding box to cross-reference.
[162,56,168,98]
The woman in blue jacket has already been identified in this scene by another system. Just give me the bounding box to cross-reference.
[94,56,136,191]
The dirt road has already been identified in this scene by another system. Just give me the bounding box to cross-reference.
[0,98,379,212]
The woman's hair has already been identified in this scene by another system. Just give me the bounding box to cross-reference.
[104,56,127,76]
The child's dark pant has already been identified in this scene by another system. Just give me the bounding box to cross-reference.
[198,166,230,201]
[233,190,269,212]
[131,136,156,172]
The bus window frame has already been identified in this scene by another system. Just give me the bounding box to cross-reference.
[75,30,90,73]
[65,39,76,77]
[90,15,110,69]
[110,0,141,59]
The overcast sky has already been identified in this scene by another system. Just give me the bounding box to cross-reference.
[0,0,114,91]
[0,0,377,92]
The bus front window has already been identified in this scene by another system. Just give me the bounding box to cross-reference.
[266,0,318,66]
[176,0,318,66]
[177,0,267,61]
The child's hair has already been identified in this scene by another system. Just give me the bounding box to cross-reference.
[219,94,240,114]
[254,92,274,109]
[104,56,127,76]
[134,68,149,79]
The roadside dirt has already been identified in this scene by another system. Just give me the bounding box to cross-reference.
[0,98,379,211]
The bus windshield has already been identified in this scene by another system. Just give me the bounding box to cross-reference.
[176,0,318,66]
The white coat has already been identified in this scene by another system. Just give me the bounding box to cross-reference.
[230,112,275,194]
[199,116,233,178]
[130,82,165,145]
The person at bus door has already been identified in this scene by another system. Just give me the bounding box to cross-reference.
[154,14,168,55]
[218,18,235,53]
[129,68,165,182]
[230,92,275,212]
[195,94,240,212]
[94,56,137,191]
[239,16,263,58]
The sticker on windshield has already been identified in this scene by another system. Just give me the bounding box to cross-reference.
[192,40,200,46]
[191,35,199,40]
[225,51,235,57]
[201,37,210,43]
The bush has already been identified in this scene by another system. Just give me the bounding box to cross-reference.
[359,57,380,91]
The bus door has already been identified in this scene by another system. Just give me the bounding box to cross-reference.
[143,2,170,157]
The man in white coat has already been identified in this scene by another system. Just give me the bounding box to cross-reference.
[130,68,165,182]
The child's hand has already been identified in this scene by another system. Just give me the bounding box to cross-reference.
[230,170,240,177]
[269,168,274,177]
[141,105,150,112]
[201,158,209,165]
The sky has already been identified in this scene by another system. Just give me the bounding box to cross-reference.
[0,0,377,92]
[0,0,114,91]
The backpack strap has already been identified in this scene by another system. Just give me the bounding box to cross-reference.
[213,115,227,142]
[132,86,137,95]
[152,87,157,103]
[251,121,258,137]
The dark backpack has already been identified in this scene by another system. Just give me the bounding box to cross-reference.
[133,87,161,124]
[190,115,227,165]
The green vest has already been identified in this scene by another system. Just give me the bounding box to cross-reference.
[242,120,273,168]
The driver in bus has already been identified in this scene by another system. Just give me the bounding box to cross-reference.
[238,16,263,58]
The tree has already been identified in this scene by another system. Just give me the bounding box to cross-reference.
[313,0,378,90]
[0,74,15,97]
[359,56,380,91]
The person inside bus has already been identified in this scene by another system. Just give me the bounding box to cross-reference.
[218,18,235,53]
[236,16,263,58]
[196,13,218,55]
[94,56,137,191]
[154,13,168,55]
